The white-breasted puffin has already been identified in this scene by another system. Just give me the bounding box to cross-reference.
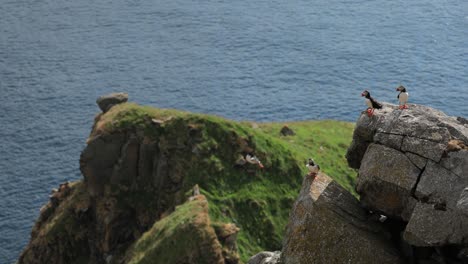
[361,90,383,117]
[246,154,264,169]
[396,85,409,109]
[306,158,320,176]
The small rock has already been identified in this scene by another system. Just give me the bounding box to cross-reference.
[280,125,295,136]
[248,251,281,264]
[96,92,128,113]
[379,215,388,222]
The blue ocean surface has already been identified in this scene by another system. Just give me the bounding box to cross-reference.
[0,0,467,262]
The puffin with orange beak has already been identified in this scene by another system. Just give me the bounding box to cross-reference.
[361,90,383,117]
[396,85,409,109]
[246,154,264,169]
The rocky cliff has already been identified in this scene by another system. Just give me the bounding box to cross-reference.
[347,104,468,262]
[19,95,356,264]
[249,104,468,264]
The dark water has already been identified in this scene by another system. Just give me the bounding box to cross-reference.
[1,0,467,262]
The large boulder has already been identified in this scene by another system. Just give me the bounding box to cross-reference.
[280,173,402,264]
[346,103,468,254]
[346,104,467,169]
[96,92,128,112]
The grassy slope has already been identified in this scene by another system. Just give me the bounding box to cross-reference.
[97,103,356,262]
[256,121,356,195]
[125,196,224,264]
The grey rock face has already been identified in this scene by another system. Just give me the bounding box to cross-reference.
[405,152,427,170]
[415,160,467,208]
[96,92,128,112]
[457,187,468,216]
[347,103,468,250]
[80,133,127,196]
[404,202,468,246]
[280,173,402,264]
[357,143,421,219]
[247,251,281,264]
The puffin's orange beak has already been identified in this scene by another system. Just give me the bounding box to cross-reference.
[361,93,365,96]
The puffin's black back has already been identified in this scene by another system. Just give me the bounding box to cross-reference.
[369,96,383,109]
[397,86,407,99]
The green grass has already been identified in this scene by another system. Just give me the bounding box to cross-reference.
[257,121,356,194]
[91,103,357,262]
[125,197,222,264]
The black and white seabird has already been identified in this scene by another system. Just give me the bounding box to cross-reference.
[246,154,264,169]
[361,90,383,117]
[396,85,409,109]
[306,158,320,176]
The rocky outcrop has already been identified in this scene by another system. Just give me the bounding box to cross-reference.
[280,173,402,264]
[19,100,307,264]
[18,103,244,264]
[18,182,91,264]
[347,104,468,261]
[96,92,128,112]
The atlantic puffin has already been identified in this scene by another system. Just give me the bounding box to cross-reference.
[245,154,264,169]
[361,90,383,117]
[396,85,409,109]
[306,158,320,176]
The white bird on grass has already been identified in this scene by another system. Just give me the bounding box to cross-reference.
[246,154,264,169]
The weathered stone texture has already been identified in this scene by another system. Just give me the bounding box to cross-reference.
[280,173,401,264]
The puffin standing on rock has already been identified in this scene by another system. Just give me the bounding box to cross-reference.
[361,90,383,117]
[306,158,320,177]
[396,85,409,109]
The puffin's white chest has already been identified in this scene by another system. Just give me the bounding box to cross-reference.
[307,164,319,174]
[365,98,373,108]
[399,92,409,104]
